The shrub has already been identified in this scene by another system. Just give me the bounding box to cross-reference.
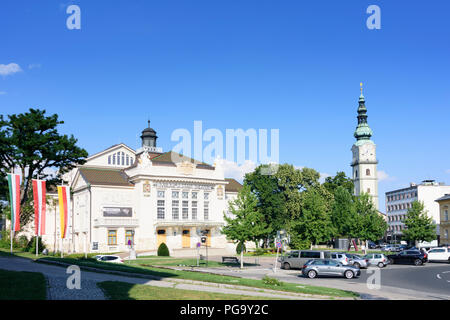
[25,236,47,254]
[236,241,246,255]
[253,248,266,256]
[262,276,283,287]
[17,235,29,248]
[157,243,170,256]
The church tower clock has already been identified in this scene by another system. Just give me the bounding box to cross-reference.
[351,84,379,210]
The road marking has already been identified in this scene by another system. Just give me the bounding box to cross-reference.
[437,274,442,279]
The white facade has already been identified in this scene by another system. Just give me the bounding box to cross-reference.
[351,141,379,210]
[39,137,242,255]
[385,180,450,237]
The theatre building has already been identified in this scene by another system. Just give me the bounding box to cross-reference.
[45,122,242,255]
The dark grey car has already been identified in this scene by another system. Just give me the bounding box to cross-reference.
[301,259,361,279]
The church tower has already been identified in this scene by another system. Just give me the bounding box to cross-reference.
[351,84,379,210]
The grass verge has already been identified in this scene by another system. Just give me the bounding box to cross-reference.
[98,281,275,300]
[0,268,47,300]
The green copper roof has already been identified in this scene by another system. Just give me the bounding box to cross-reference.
[354,89,373,142]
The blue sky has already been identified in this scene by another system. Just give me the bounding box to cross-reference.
[1,0,450,212]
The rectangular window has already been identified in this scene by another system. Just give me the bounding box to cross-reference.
[445,210,449,221]
[192,192,197,199]
[157,200,165,219]
[204,192,209,200]
[172,201,179,220]
[182,191,189,199]
[204,201,209,220]
[182,201,189,219]
[108,230,117,245]
[172,191,179,198]
[157,190,165,198]
[125,230,134,246]
[192,201,197,220]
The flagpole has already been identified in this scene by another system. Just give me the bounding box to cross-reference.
[36,175,39,257]
[10,168,13,254]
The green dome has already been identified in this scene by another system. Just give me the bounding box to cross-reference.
[354,123,373,140]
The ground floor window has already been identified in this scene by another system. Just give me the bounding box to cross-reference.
[108,230,117,245]
[125,230,134,246]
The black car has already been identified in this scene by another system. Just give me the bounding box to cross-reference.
[388,250,428,266]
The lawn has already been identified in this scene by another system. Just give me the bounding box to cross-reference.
[98,281,274,300]
[35,256,357,298]
[129,257,257,268]
[0,268,47,300]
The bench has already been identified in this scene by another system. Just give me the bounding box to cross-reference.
[222,256,239,264]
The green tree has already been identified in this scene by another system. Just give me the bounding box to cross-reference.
[290,188,335,249]
[222,185,271,268]
[244,164,286,246]
[354,193,387,251]
[0,108,88,228]
[403,201,436,246]
[330,186,360,241]
[323,171,354,195]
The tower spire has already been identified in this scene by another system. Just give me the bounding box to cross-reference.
[354,83,373,142]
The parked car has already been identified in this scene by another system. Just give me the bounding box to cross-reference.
[368,241,378,249]
[301,259,361,279]
[387,250,427,266]
[427,247,450,263]
[398,245,408,251]
[363,253,389,268]
[331,252,351,265]
[279,250,331,270]
[383,245,401,252]
[346,254,369,268]
[97,255,124,263]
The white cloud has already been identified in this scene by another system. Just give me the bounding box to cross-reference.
[0,91,6,95]
[0,63,22,76]
[216,159,257,182]
[378,170,394,182]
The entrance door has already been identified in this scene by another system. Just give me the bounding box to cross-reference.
[205,229,211,247]
[182,229,190,248]
[157,229,166,247]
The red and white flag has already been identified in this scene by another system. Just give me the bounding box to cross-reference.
[7,173,21,232]
[32,179,47,236]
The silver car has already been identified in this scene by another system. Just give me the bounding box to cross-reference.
[301,259,361,279]
[345,254,369,268]
[279,250,331,270]
[363,253,389,268]
[331,252,350,265]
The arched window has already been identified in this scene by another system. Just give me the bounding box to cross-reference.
[355,170,358,178]
[366,169,371,176]
[113,153,116,165]
[121,152,125,165]
[108,155,111,165]
[126,154,129,166]
[131,158,134,165]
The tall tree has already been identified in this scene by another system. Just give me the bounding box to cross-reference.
[290,188,335,249]
[403,201,436,246]
[244,164,286,246]
[323,171,354,195]
[330,186,360,240]
[222,185,271,268]
[0,108,88,227]
[355,193,388,250]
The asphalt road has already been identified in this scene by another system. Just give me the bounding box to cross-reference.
[199,256,450,299]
